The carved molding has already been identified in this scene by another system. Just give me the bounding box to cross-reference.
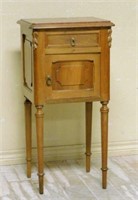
[108,29,112,48]
[32,32,38,50]
[100,101,109,113]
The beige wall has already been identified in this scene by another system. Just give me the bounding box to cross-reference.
[0,0,137,164]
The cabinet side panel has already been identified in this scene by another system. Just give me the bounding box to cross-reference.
[20,23,34,102]
[23,39,33,90]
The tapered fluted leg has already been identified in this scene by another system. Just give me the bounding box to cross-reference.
[85,102,92,172]
[24,99,32,178]
[35,105,44,194]
[100,101,109,189]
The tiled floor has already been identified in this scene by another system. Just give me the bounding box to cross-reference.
[0,155,138,200]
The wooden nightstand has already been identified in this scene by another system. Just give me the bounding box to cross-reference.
[18,17,114,194]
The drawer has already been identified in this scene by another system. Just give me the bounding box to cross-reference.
[45,31,101,54]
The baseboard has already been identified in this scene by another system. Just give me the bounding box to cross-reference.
[0,144,84,165]
[92,140,138,157]
[0,140,137,165]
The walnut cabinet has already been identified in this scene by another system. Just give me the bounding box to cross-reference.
[18,17,114,194]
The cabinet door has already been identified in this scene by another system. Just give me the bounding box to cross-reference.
[44,54,100,103]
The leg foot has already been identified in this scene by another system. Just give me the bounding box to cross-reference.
[100,101,109,189]
[85,102,92,172]
[101,167,108,189]
[35,105,44,194]
[24,99,32,178]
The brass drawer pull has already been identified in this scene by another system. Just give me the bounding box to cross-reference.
[46,75,52,86]
[70,37,76,47]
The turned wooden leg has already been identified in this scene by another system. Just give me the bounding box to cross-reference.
[24,99,32,178]
[85,102,92,172]
[35,105,44,194]
[100,101,109,189]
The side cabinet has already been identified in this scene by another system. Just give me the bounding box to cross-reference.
[18,17,114,194]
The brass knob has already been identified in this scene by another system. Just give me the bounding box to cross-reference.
[46,75,52,86]
[70,37,75,47]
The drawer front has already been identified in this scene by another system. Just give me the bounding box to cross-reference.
[44,54,100,102]
[45,31,101,54]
